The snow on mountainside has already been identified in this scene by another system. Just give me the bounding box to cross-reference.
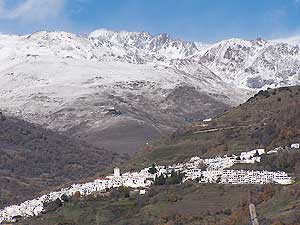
[197,37,300,89]
[0,29,300,154]
[271,36,300,46]
[88,29,200,61]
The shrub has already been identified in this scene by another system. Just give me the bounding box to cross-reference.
[118,186,130,198]
[61,194,69,202]
[148,164,158,174]
[73,191,81,199]
[223,208,232,216]
[154,174,166,185]
[167,194,178,202]
[167,170,184,185]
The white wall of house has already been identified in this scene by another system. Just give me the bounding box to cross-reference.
[0,145,295,223]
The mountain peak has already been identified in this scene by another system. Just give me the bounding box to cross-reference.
[89,28,152,41]
[0,29,300,90]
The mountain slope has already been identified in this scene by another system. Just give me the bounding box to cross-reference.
[0,112,126,208]
[16,86,300,225]
[128,85,300,169]
[0,31,249,154]
[1,29,300,155]
[0,57,242,154]
[197,38,300,89]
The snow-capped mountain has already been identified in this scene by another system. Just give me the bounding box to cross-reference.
[197,37,300,89]
[271,36,300,46]
[0,29,299,154]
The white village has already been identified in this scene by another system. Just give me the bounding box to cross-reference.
[0,143,298,224]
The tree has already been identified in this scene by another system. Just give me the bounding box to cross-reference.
[148,164,158,174]
[196,174,204,182]
[43,198,63,213]
[223,208,232,216]
[216,176,222,183]
[73,191,81,199]
[0,112,6,121]
[154,174,166,185]
[168,170,184,185]
[60,194,69,202]
[118,186,130,198]
[253,150,260,157]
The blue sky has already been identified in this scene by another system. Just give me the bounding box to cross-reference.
[0,0,300,42]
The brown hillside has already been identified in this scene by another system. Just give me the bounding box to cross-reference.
[128,86,300,169]
[0,114,127,208]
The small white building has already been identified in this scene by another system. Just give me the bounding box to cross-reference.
[220,170,293,185]
[291,143,300,149]
[139,190,146,195]
[240,149,265,160]
[0,144,296,224]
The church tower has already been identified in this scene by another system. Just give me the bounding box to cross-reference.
[114,167,120,177]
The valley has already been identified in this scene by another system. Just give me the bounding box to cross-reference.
[1,29,300,155]
[1,28,300,225]
[0,142,296,224]
[1,85,300,225]
[0,114,127,209]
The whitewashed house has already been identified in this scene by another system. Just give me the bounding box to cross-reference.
[0,145,296,224]
[291,143,300,149]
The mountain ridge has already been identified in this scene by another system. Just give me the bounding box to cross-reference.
[1,28,300,154]
[1,29,300,89]
[11,85,300,225]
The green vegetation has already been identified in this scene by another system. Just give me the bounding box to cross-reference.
[154,170,184,186]
[154,174,166,185]
[117,186,130,198]
[148,164,158,174]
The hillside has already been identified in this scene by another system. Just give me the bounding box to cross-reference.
[1,29,300,155]
[127,85,300,170]
[17,180,300,225]
[0,30,248,155]
[0,112,126,208]
[11,86,300,225]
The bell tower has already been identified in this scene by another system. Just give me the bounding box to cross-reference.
[114,167,120,177]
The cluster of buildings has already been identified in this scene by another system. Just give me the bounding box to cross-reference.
[266,143,300,154]
[0,144,298,224]
[181,148,292,184]
[221,170,292,185]
[0,167,158,223]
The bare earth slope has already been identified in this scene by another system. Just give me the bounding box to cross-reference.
[0,113,126,208]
